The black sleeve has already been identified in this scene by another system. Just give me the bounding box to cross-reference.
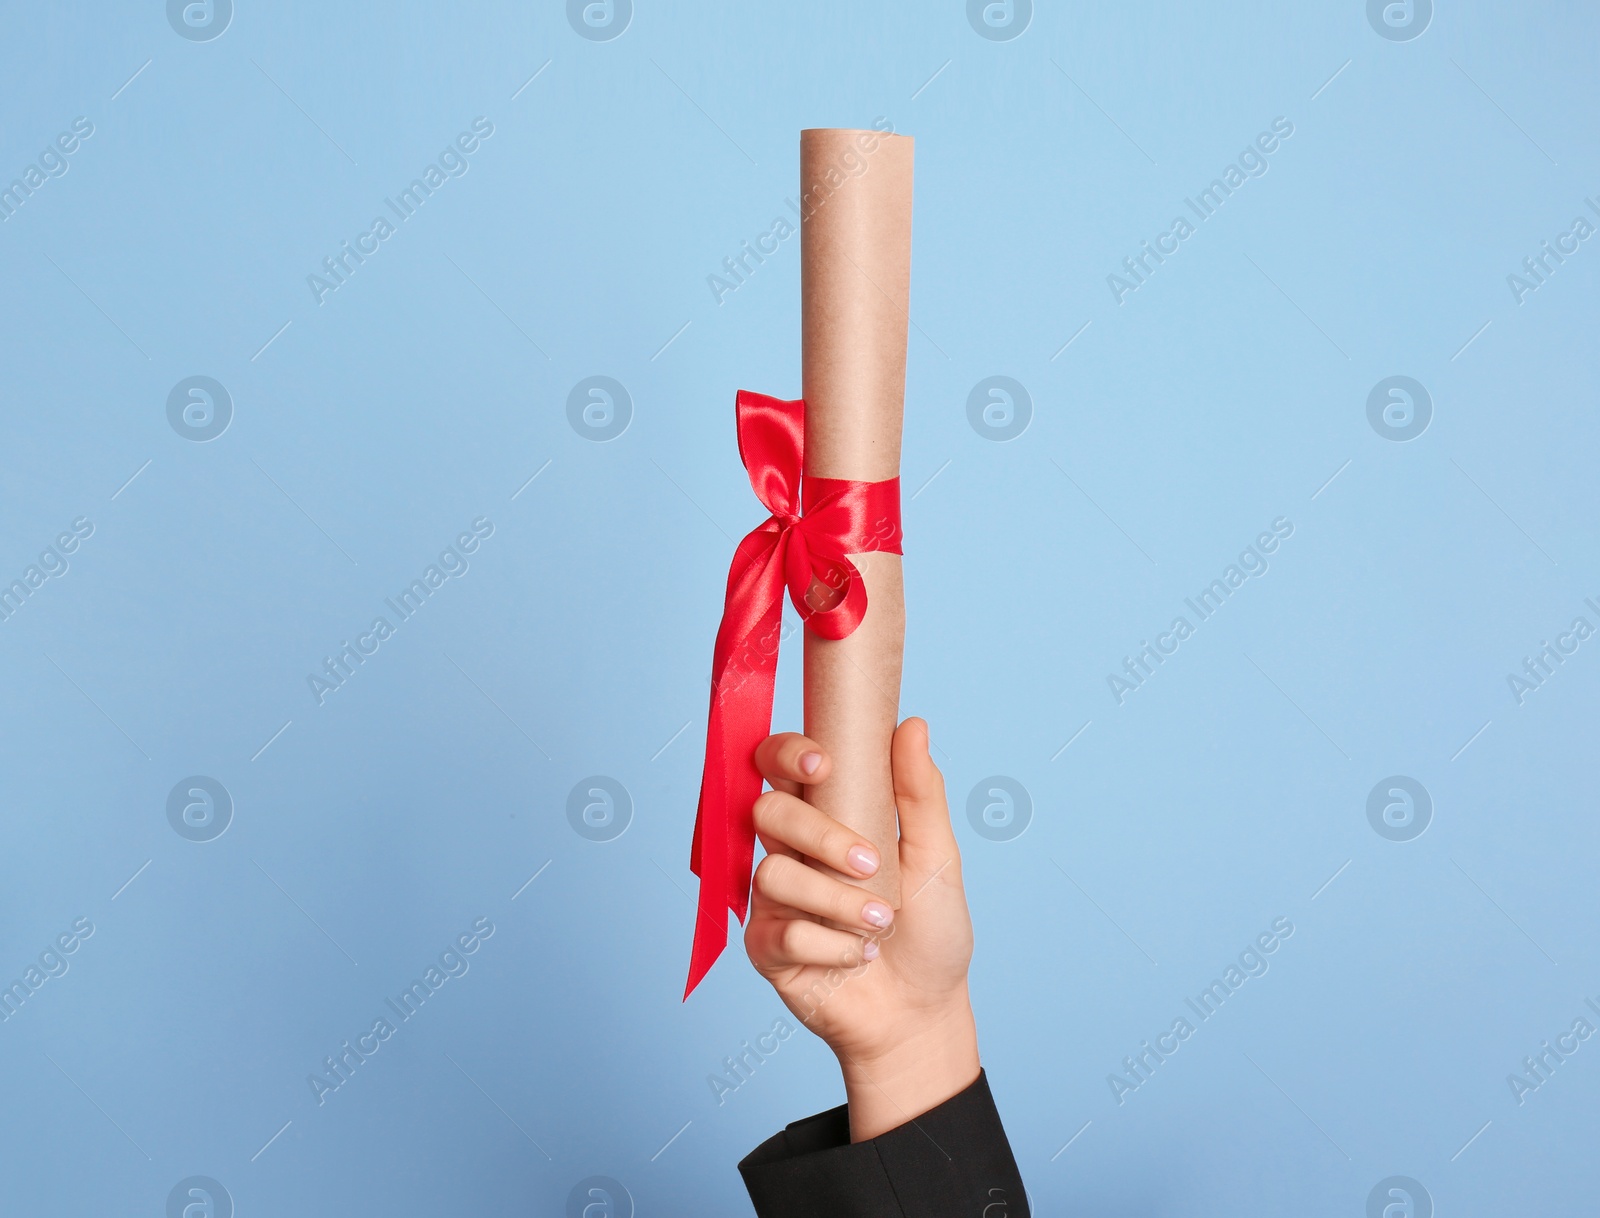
[738,1070,1028,1218]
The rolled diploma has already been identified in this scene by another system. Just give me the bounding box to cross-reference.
[800,127,914,909]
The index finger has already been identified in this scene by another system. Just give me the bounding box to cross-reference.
[753,732,831,796]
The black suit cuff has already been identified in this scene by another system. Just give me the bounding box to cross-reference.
[738,1069,1027,1217]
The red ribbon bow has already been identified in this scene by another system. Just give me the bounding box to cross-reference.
[685,390,903,998]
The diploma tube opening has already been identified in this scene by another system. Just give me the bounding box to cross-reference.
[800,126,914,909]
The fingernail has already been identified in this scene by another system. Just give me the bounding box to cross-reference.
[861,902,893,929]
[862,939,879,961]
[847,844,879,876]
[800,752,822,775]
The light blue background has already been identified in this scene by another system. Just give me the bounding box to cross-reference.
[1,2,1596,1214]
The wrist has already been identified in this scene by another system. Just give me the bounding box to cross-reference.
[836,992,981,1142]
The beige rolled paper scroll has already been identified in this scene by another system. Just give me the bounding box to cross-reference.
[799,126,914,909]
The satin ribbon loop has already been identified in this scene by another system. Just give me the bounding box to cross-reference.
[684,391,902,998]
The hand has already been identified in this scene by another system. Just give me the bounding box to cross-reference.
[743,717,981,1142]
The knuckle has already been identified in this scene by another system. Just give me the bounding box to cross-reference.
[751,790,782,830]
[777,920,806,957]
[832,886,861,920]
[820,824,854,860]
[755,736,789,775]
[769,852,804,888]
[753,854,783,891]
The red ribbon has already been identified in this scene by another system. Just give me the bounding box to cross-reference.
[684,390,902,998]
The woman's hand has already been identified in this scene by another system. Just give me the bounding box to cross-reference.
[743,717,981,1142]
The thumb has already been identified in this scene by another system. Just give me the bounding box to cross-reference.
[892,717,957,853]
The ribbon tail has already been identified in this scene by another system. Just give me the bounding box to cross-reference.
[684,783,727,998]
[685,531,787,1000]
